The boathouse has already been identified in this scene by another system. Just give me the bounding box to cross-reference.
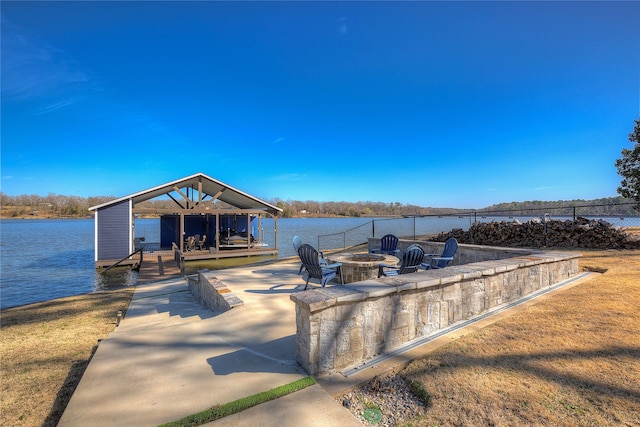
[89,173,282,268]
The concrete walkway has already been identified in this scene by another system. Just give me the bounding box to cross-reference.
[59,257,595,427]
[59,260,363,427]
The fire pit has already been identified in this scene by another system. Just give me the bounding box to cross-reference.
[327,253,399,284]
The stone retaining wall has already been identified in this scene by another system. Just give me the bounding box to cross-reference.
[368,238,535,266]
[188,269,244,312]
[290,249,580,375]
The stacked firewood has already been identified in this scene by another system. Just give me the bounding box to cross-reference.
[433,217,640,249]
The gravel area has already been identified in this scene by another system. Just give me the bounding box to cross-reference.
[338,374,427,427]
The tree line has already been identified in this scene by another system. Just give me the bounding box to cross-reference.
[269,199,460,218]
[478,197,638,217]
[0,192,637,219]
[0,193,113,218]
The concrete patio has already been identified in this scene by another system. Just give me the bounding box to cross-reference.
[59,253,594,426]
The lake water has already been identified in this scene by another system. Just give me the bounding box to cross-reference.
[0,219,135,309]
[1,215,634,309]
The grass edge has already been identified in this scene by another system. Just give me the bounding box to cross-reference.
[158,375,316,427]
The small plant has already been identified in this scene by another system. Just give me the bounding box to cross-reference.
[369,375,382,392]
[363,407,383,424]
[560,399,584,415]
[357,391,383,425]
[408,380,432,407]
[357,395,379,410]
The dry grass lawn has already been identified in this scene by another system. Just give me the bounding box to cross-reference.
[1,250,638,427]
[400,249,640,426]
[1,289,134,427]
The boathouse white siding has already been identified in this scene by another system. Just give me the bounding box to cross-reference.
[94,199,132,263]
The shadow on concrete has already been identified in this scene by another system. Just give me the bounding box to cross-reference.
[126,289,220,321]
[251,268,300,276]
[207,336,299,376]
[243,283,307,294]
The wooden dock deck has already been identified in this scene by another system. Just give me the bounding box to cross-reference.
[136,251,183,284]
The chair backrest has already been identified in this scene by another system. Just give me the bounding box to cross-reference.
[379,234,399,255]
[436,238,458,268]
[293,236,303,252]
[399,244,425,274]
[298,243,323,279]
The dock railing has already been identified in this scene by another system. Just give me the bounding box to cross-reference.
[100,248,144,273]
[172,243,186,276]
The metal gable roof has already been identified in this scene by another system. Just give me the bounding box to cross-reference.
[89,172,282,214]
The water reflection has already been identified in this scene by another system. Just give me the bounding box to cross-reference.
[94,267,138,291]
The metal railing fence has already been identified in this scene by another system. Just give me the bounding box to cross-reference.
[316,202,639,253]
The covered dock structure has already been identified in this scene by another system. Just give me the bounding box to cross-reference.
[89,173,282,268]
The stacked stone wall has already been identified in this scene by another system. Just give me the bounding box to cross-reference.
[188,270,244,312]
[291,252,581,375]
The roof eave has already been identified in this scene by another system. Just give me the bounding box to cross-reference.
[88,172,282,214]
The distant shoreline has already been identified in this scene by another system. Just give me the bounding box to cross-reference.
[0,214,403,220]
[0,216,93,220]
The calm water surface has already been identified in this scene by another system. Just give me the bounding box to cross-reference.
[2,216,457,309]
[0,219,136,309]
[2,215,632,309]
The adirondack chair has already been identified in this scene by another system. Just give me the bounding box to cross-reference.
[197,235,207,250]
[370,234,400,256]
[297,243,342,289]
[421,238,458,269]
[293,236,305,274]
[293,236,327,274]
[379,244,425,277]
[293,235,303,254]
[186,235,196,251]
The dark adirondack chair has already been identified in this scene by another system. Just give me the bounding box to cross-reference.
[297,243,342,289]
[371,234,400,256]
[421,238,458,269]
[294,236,327,274]
[379,244,425,277]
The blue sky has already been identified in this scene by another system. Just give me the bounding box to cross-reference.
[2,1,639,209]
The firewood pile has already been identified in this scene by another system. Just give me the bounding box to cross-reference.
[432,217,640,249]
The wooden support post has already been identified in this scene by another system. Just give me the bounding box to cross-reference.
[158,255,164,276]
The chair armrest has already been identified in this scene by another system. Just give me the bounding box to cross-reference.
[378,262,396,268]
[324,262,342,269]
[428,256,454,269]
